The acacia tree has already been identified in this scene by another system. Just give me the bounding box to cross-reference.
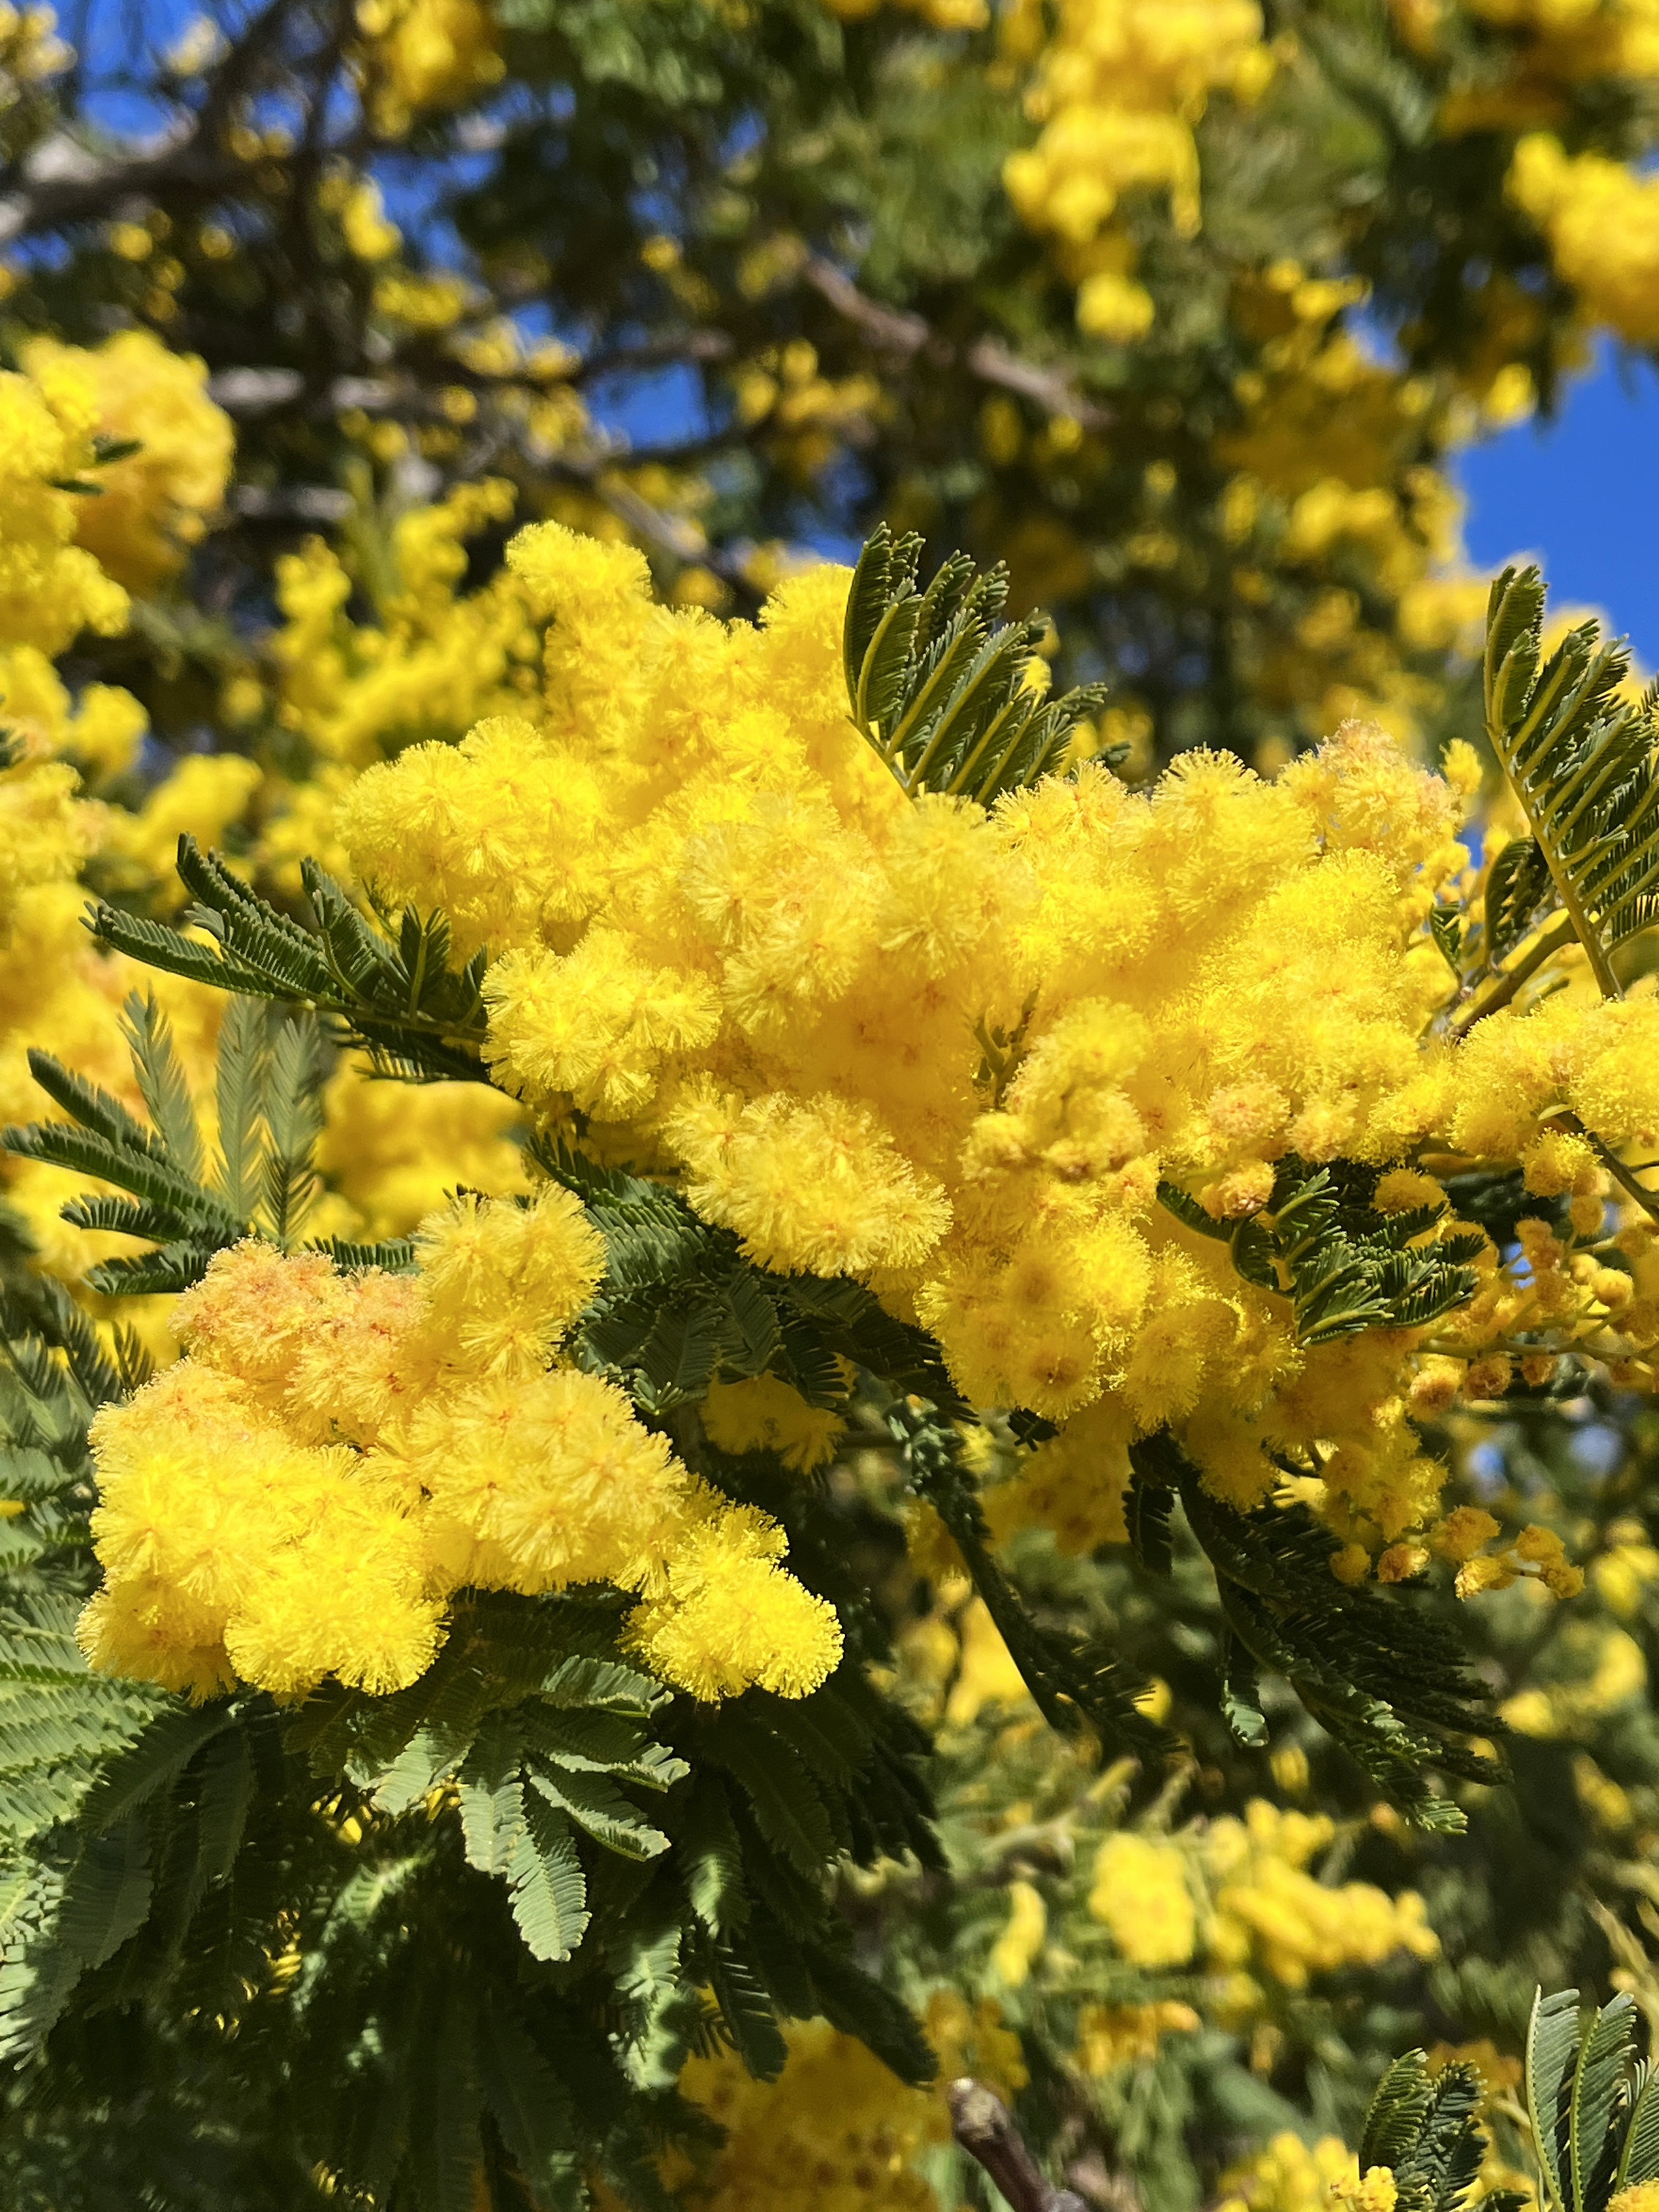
[3,4,1659,2210]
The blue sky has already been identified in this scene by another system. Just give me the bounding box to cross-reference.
[1457,346,1659,664]
[67,0,1659,666]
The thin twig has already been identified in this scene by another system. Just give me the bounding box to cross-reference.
[947,2079,1090,2212]
[1447,914,1576,1040]
[1551,1113,1659,1227]
[803,256,1111,430]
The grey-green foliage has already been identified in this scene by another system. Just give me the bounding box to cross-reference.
[843,524,1110,805]
[1483,565,1659,998]
[1124,1430,1502,1830]
[90,837,489,1083]
[0,988,360,1286]
[1524,1987,1659,2212]
[1357,2051,1495,2212]
[1158,1158,1485,1349]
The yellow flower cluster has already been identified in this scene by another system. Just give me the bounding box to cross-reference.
[1086,1803,1436,1992]
[0,330,247,1314]
[0,344,130,654]
[0,1,69,91]
[675,1995,1026,2212]
[1003,0,1272,339]
[321,520,1659,1573]
[270,478,530,769]
[80,1203,842,1705]
[1202,1801,1437,1990]
[1088,1831,1198,1966]
[1427,0,1659,134]
[1216,267,1475,745]
[1508,133,1659,345]
[1072,1998,1200,2075]
[1216,2135,1377,2212]
[20,328,233,590]
[356,0,503,132]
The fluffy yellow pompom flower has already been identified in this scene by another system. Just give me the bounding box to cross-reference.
[700,1373,846,1472]
[1088,1832,1197,1966]
[626,1502,843,1701]
[484,931,723,1119]
[91,1228,838,1707]
[20,328,233,590]
[665,1083,952,1276]
[84,1358,443,1702]
[408,1366,691,1593]
[413,1181,605,1374]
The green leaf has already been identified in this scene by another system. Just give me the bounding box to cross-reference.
[540,1655,663,1718]
[699,1714,836,1878]
[1361,2050,1437,2175]
[1429,903,1463,975]
[1570,1993,1636,2212]
[457,1730,527,1880]
[524,1707,686,1791]
[709,1941,788,2081]
[507,1791,589,1962]
[609,1908,694,2092]
[1485,836,1554,963]
[214,995,276,1219]
[805,1943,935,2088]
[80,1705,236,1833]
[55,1816,152,1985]
[1616,2069,1659,2189]
[260,1012,325,1249]
[120,990,206,1182]
[1527,1985,1584,2212]
[1125,1438,1176,1577]
[1483,565,1659,997]
[473,2011,587,2212]
[1220,1633,1268,1749]
[843,527,1105,806]
[23,1050,161,1160]
[411,1999,484,2212]
[526,1762,669,1862]
[674,1775,748,1936]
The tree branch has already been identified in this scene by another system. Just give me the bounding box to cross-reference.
[804,255,1111,431]
[948,2079,1091,2212]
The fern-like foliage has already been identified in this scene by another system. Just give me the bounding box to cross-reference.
[1124,1432,1504,1827]
[881,1393,1166,1758]
[1358,2051,1507,2212]
[534,1140,1161,1765]
[0,990,413,1286]
[1484,564,1659,998]
[843,524,1110,806]
[1159,1158,1484,1348]
[1518,1985,1659,2212]
[89,837,489,1081]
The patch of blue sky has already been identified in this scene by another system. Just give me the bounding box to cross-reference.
[1456,342,1659,666]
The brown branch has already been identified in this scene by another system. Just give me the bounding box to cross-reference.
[571,329,737,385]
[803,255,1110,431]
[0,0,367,244]
[948,2080,1090,2212]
